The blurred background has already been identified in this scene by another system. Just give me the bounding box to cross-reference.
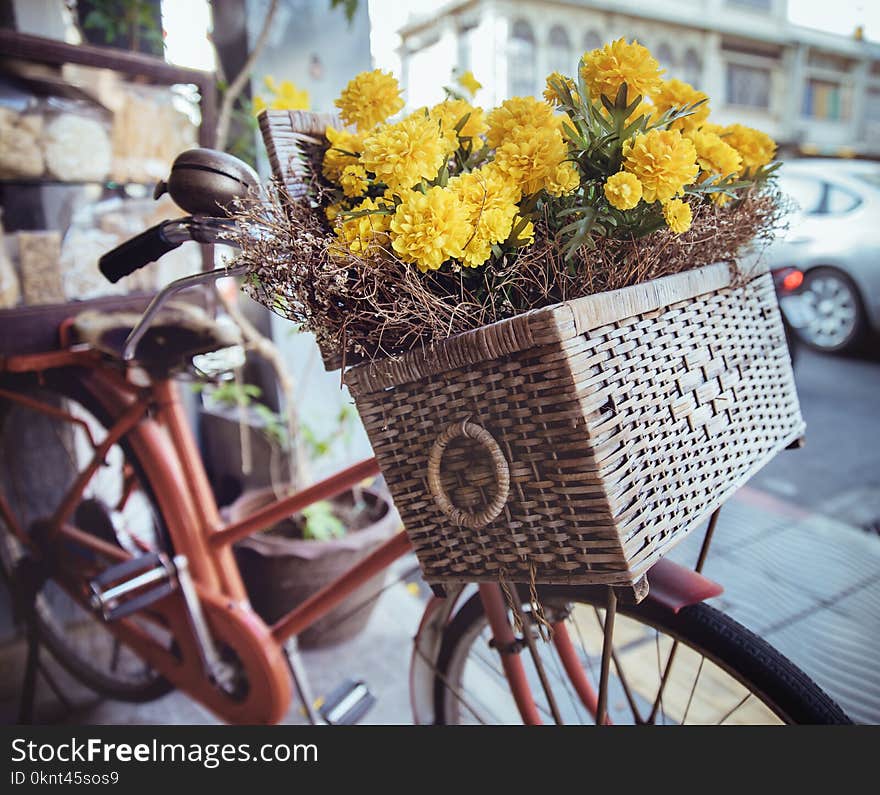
[0,0,878,724]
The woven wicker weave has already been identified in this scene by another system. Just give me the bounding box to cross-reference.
[258,109,805,588]
[344,263,804,587]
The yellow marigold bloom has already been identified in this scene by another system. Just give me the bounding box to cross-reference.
[362,113,446,194]
[335,69,404,132]
[663,198,692,234]
[688,130,742,180]
[449,165,521,266]
[457,70,482,96]
[322,126,364,182]
[580,38,663,104]
[721,124,777,173]
[335,196,392,257]
[622,128,698,203]
[493,124,570,195]
[700,121,725,136]
[325,201,346,222]
[390,186,470,272]
[543,72,577,106]
[450,164,521,220]
[339,163,369,197]
[254,76,310,113]
[651,79,709,132]
[604,171,643,210]
[486,96,558,149]
[429,99,488,153]
[545,161,581,196]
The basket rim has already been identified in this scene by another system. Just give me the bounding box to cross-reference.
[344,260,764,395]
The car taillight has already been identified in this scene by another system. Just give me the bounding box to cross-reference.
[772,267,804,292]
[782,269,804,291]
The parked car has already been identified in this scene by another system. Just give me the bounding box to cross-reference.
[766,158,880,353]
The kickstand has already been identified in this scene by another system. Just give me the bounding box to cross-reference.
[10,556,72,724]
[282,638,324,726]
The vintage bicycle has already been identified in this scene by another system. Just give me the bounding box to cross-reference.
[0,149,850,726]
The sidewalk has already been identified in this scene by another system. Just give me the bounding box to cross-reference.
[2,486,878,725]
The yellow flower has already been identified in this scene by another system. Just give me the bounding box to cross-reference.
[325,201,347,222]
[322,126,364,182]
[486,96,558,149]
[429,99,488,152]
[663,198,692,234]
[493,124,570,195]
[579,38,663,104]
[339,164,369,197]
[688,130,742,180]
[651,79,709,132]
[604,171,643,210]
[543,72,577,106]
[334,196,392,257]
[449,165,521,266]
[721,124,776,174]
[254,76,310,113]
[622,128,698,203]
[457,70,482,96]
[334,69,404,132]
[361,112,446,193]
[545,161,580,196]
[390,186,470,272]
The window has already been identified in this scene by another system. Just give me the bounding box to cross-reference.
[509,20,537,96]
[777,175,824,215]
[866,89,880,122]
[824,185,862,214]
[655,43,675,73]
[547,25,572,76]
[683,49,703,88]
[802,79,848,121]
[726,0,771,9]
[778,175,863,215]
[725,62,771,108]
[583,30,602,53]
[457,23,476,71]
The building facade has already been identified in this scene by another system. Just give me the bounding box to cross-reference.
[399,0,880,157]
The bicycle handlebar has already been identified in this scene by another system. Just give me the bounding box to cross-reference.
[99,221,185,283]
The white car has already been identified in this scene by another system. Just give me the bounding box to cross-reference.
[768,158,880,353]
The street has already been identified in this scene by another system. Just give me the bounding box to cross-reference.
[751,343,880,532]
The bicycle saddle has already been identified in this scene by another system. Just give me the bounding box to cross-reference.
[70,301,242,374]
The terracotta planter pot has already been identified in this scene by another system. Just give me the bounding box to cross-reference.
[231,486,397,648]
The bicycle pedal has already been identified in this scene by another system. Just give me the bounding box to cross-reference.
[318,679,375,725]
[88,552,176,621]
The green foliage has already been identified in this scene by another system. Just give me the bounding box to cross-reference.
[82,0,164,52]
[301,500,346,541]
[329,0,359,24]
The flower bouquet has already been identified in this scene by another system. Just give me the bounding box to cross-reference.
[239,39,803,591]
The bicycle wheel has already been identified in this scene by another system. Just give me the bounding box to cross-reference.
[0,372,173,703]
[434,586,850,725]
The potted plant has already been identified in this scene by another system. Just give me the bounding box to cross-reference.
[203,380,397,648]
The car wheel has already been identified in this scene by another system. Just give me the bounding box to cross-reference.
[795,267,866,353]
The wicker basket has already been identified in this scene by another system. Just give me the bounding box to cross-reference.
[344,263,803,587]
[258,110,805,589]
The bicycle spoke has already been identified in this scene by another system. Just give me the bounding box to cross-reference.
[681,656,705,726]
[654,631,666,725]
[648,639,681,724]
[717,693,752,725]
[590,606,643,724]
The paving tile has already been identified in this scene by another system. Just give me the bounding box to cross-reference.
[720,516,880,603]
[765,602,880,725]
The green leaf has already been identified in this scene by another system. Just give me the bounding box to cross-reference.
[302,501,346,540]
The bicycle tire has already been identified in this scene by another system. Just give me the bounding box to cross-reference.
[0,369,174,704]
[434,587,851,725]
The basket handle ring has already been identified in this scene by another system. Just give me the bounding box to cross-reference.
[426,420,510,529]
